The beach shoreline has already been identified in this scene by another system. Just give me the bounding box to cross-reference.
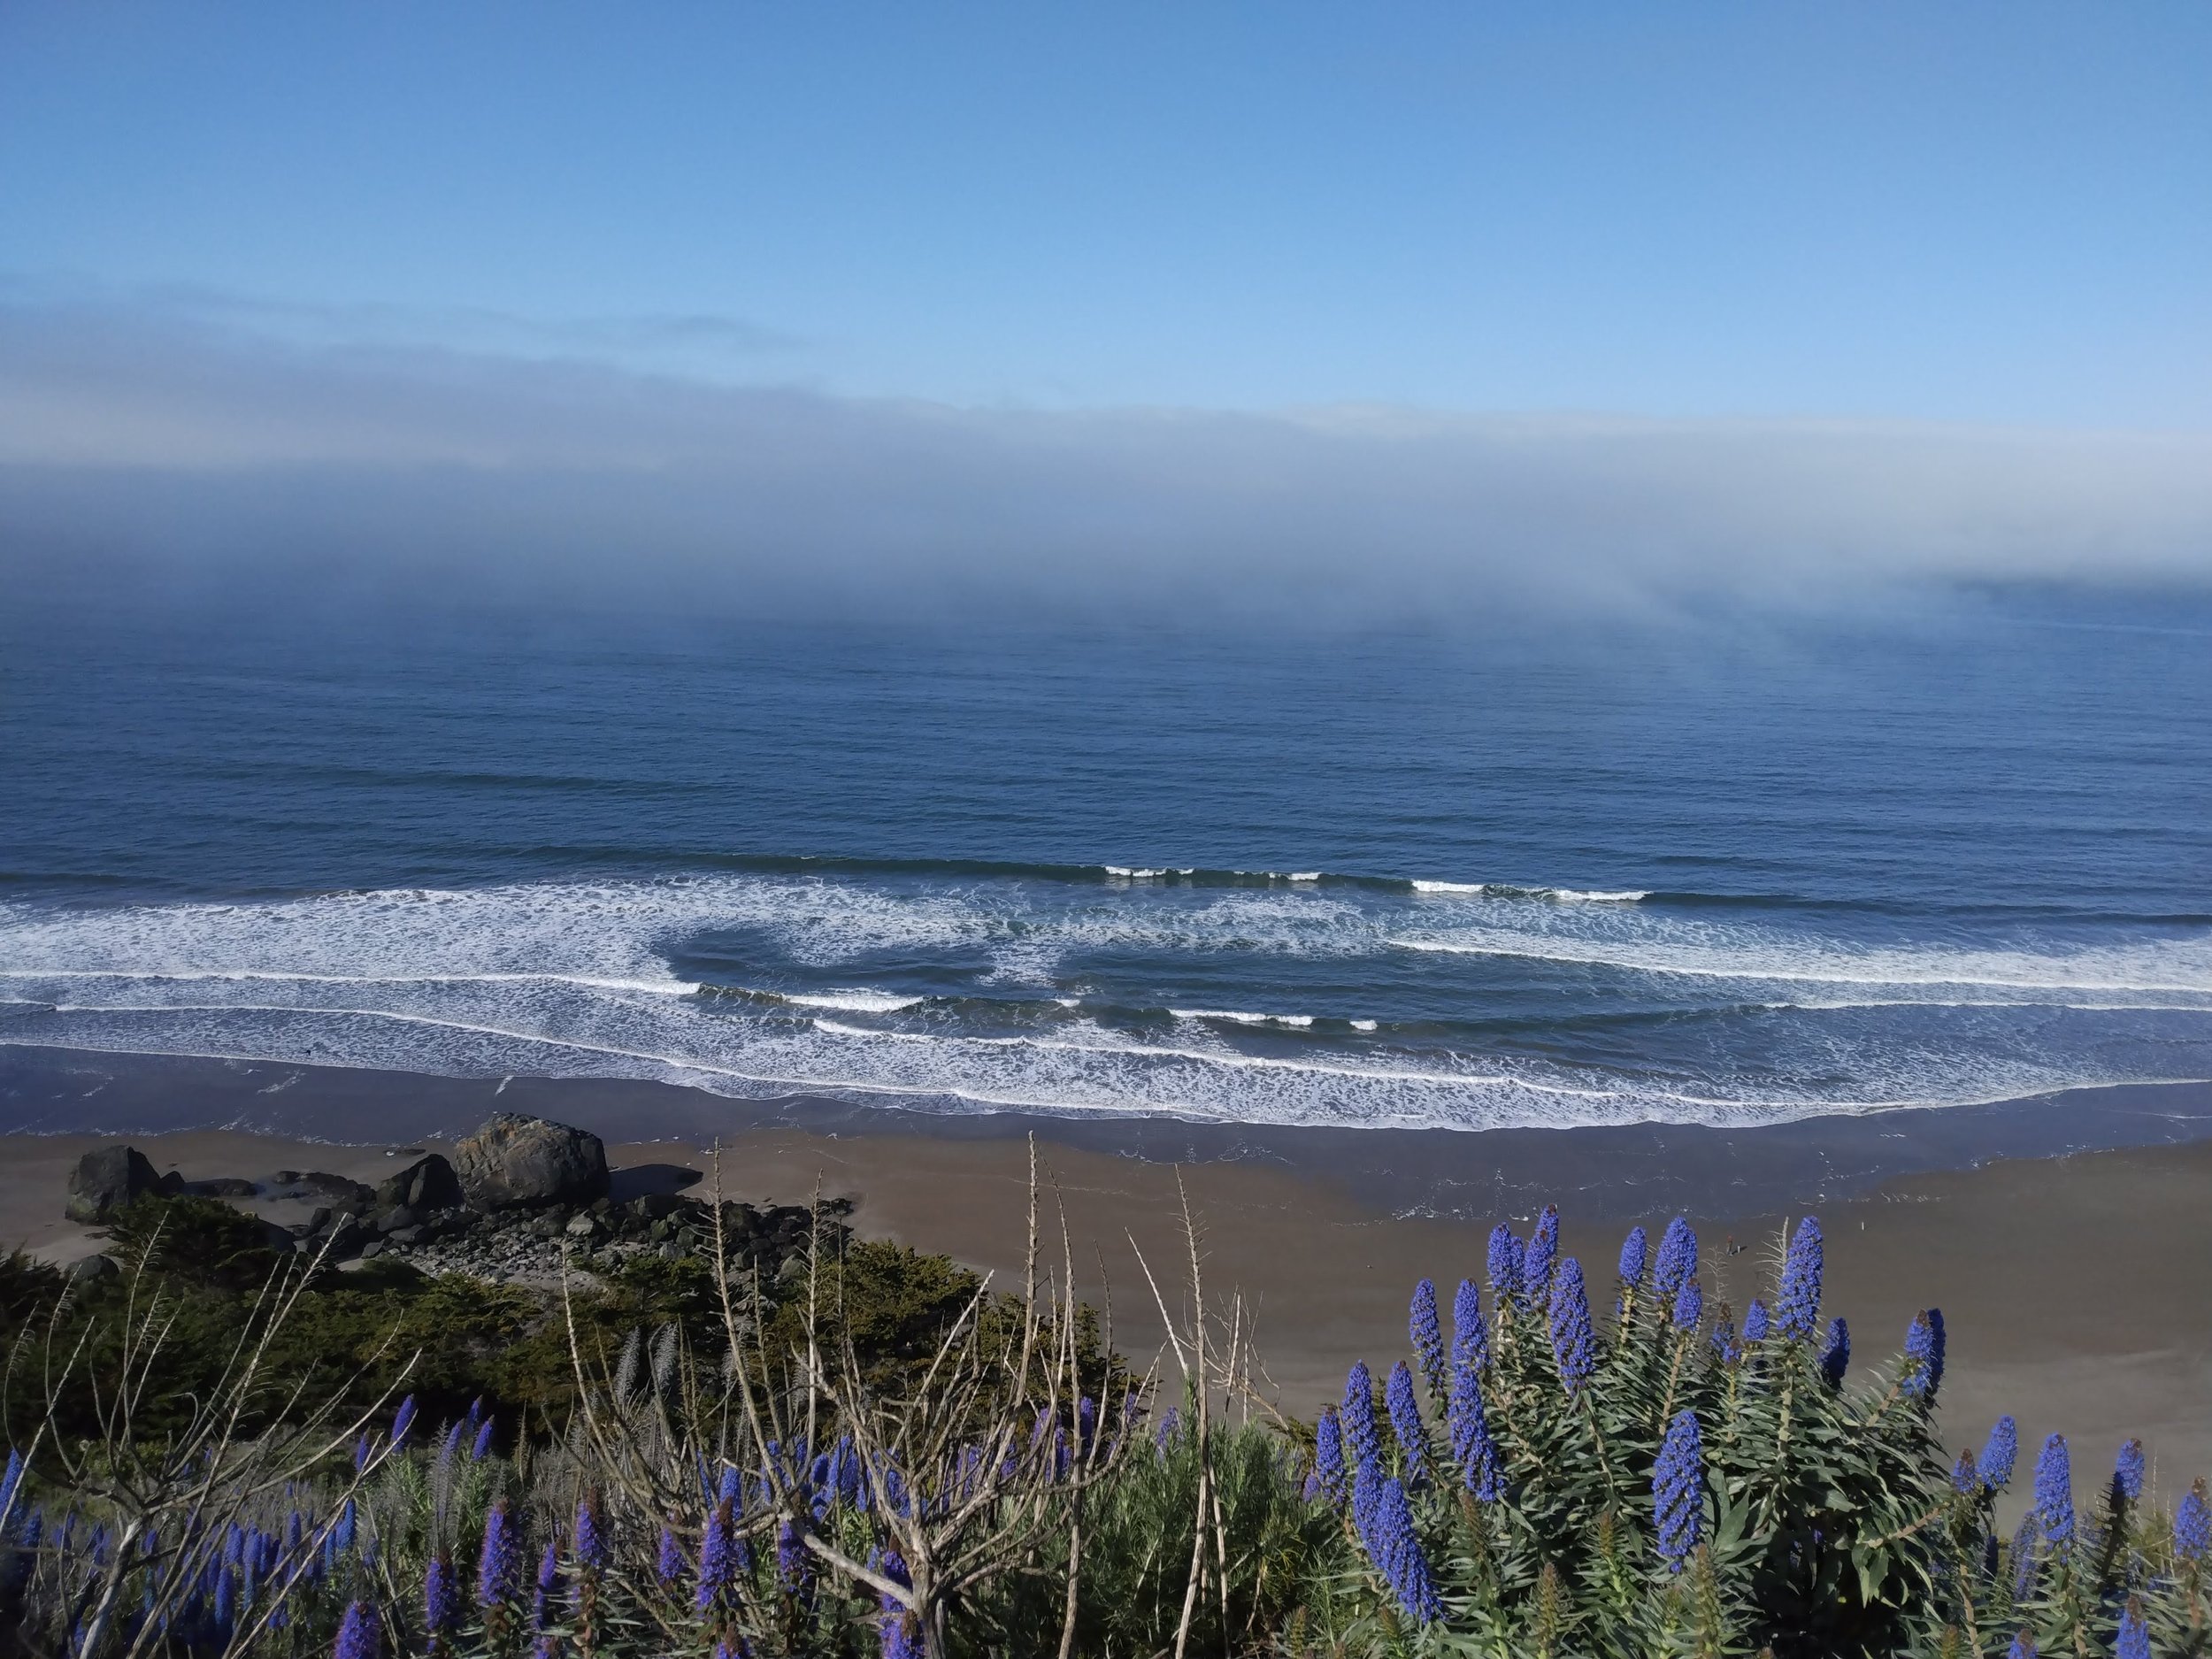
[7,1041,2212,1220]
[5,1041,2209,1503]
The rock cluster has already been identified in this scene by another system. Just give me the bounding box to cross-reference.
[394,1189,839,1288]
[61,1115,844,1290]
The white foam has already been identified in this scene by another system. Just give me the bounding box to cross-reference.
[1409,879,1647,902]
[4,871,2206,1135]
[778,989,926,1013]
[1385,931,2212,996]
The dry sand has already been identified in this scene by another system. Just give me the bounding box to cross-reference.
[8,1107,2208,1503]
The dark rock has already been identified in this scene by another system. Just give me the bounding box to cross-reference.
[453,1113,608,1210]
[388,1225,426,1248]
[70,1252,119,1282]
[180,1177,260,1199]
[302,1207,333,1235]
[357,1239,386,1260]
[373,1154,463,1214]
[157,1171,188,1197]
[65,1146,164,1223]
[375,1206,417,1235]
[299,1171,376,1204]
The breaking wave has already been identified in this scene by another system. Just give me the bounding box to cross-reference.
[2,865,2208,1132]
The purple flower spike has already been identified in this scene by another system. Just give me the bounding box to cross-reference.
[2006,1635,2036,1659]
[1522,1205,1560,1307]
[533,1541,558,1631]
[471,1419,496,1462]
[1313,1406,1347,1506]
[477,1500,519,1609]
[1352,1463,1442,1624]
[1385,1362,1427,1487]
[2032,1433,2073,1545]
[776,1517,807,1590]
[1653,1410,1704,1572]
[2174,1480,2209,1561]
[353,1434,372,1471]
[1741,1299,1769,1345]
[2114,1438,2146,1502]
[656,1525,684,1585]
[2116,1600,2150,1659]
[878,1548,920,1659]
[695,1500,737,1611]
[1653,1217,1697,1305]
[573,1493,606,1570]
[1617,1225,1647,1286]
[1903,1311,1947,1402]
[1340,1363,1381,1468]
[1774,1217,1823,1341]
[1486,1225,1524,1310]
[1409,1280,1445,1399]
[1951,1452,1978,1494]
[1818,1317,1850,1387]
[1671,1279,1702,1333]
[1978,1417,2018,1490]
[1548,1258,1595,1391]
[1448,1360,1502,1502]
[334,1600,380,1659]
[390,1395,418,1444]
[1450,1279,1487,1372]
[425,1555,458,1640]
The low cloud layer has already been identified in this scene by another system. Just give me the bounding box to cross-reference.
[4,295,2208,622]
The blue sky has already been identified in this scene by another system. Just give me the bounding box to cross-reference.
[4,2,2208,424]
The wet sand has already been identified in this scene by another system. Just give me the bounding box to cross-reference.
[4,1045,2208,1502]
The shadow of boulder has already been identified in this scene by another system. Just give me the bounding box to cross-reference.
[607,1163,704,1202]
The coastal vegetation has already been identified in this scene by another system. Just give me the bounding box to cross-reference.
[2,1124,2203,1658]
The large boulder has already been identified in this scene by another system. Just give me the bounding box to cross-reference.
[65,1145,164,1223]
[452,1113,608,1210]
[375,1154,463,1214]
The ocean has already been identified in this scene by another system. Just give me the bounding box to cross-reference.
[4,584,2209,1137]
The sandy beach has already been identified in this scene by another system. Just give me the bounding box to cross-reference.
[6,1044,2208,1503]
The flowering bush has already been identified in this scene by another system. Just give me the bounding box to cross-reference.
[1299,1213,2211,1659]
[0,1198,2206,1658]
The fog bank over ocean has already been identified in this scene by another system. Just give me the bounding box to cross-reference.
[4,291,2212,624]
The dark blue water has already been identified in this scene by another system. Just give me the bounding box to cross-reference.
[4,587,2209,1133]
